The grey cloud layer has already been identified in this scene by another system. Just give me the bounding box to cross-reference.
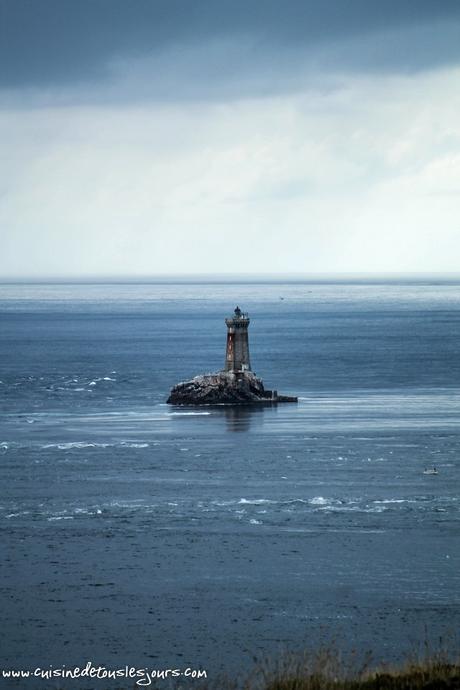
[2,0,460,96]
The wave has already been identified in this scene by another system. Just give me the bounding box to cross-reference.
[168,411,211,416]
[40,440,151,450]
[120,441,149,448]
[310,496,329,506]
[207,495,456,515]
[2,495,456,524]
[41,442,112,450]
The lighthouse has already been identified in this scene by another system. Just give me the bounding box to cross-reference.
[167,306,297,404]
[224,306,251,373]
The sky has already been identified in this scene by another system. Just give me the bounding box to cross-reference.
[1,0,460,278]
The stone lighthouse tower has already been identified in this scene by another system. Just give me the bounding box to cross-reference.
[224,306,251,373]
[167,306,298,404]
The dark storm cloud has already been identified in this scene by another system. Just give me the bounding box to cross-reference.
[1,0,460,94]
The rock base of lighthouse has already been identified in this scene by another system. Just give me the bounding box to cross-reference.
[167,371,297,406]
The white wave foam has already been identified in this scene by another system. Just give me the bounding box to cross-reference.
[42,442,111,450]
[71,507,102,516]
[168,411,211,416]
[120,442,149,448]
[310,496,329,506]
[214,497,311,509]
[249,519,262,525]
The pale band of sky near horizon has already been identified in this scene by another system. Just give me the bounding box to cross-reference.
[1,0,460,278]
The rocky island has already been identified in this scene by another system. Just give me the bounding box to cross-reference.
[167,307,297,406]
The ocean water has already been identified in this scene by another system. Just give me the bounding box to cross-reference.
[0,279,459,685]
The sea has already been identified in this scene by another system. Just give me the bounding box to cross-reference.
[0,278,459,687]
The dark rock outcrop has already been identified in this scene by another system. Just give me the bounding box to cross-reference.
[167,307,297,406]
[167,371,297,405]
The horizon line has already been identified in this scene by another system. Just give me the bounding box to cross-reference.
[2,271,460,285]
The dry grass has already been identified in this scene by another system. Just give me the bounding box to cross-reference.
[260,657,460,690]
[194,643,460,690]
